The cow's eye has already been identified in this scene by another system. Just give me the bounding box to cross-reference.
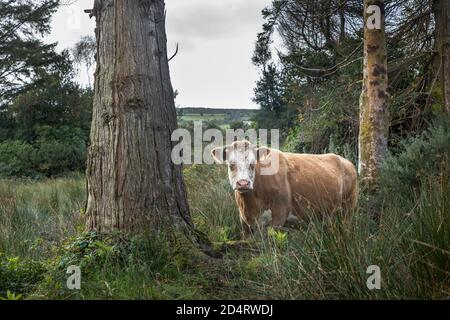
[249,164,255,170]
[229,163,237,171]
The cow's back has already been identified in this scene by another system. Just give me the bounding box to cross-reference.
[284,152,356,218]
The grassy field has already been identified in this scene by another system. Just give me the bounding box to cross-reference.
[0,165,448,300]
[176,108,255,128]
[179,114,227,122]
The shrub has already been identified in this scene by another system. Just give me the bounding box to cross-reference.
[379,120,450,200]
[0,254,46,297]
[284,126,307,153]
[0,126,87,178]
[0,140,37,177]
[326,134,356,163]
[34,231,199,299]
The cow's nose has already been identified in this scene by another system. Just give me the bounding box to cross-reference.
[236,179,250,189]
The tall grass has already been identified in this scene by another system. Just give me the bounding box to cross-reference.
[0,166,448,299]
[184,164,241,242]
[0,174,85,258]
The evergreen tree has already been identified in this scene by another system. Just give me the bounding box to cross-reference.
[0,0,60,104]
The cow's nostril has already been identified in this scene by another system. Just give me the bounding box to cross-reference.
[237,180,249,188]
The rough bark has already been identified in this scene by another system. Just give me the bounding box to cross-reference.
[85,0,192,232]
[358,0,390,188]
[433,0,450,116]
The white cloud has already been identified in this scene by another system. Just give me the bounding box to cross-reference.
[46,0,271,108]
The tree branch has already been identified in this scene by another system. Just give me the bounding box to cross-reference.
[168,43,179,62]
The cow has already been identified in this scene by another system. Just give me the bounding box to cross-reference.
[211,140,358,237]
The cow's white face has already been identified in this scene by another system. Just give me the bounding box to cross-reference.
[226,144,257,192]
[211,140,270,193]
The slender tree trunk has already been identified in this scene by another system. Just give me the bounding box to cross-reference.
[433,0,450,116]
[86,65,91,88]
[358,0,389,188]
[85,0,192,232]
[339,0,346,44]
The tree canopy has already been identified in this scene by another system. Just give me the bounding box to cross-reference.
[252,0,446,154]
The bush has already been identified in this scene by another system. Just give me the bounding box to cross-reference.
[379,121,450,200]
[326,134,356,163]
[0,140,37,177]
[0,126,87,178]
[34,231,199,299]
[283,126,307,153]
[0,254,46,297]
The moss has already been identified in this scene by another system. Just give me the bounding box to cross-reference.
[358,92,375,163]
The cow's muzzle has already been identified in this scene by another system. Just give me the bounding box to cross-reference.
[236,179,252,193]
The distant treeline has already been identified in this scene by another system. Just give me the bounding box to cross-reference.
[177,107,256,118]
[177,107,257,130]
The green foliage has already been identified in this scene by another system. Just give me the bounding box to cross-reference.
[0,156,448,299]
[0,290,23,300]
[0,254,46,297]
[177,108,256,132]
[267,227,288,249]
[8,78,92,143]
[35,126,88,175]
[253,64,285,114]
[283,126,306,153]
[229,120,250,131]
[379,121,450,199]
[34,231,200,299]
[0,126,88,178]
[0,1,92,178]
[0,140,37,177]
[0,0,61,101]
[252,1,439,153]
[0,72,91,179]
[326,134,356,163]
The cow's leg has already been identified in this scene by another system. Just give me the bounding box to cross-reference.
[284,211,303,228]
[257,209,272,226]
[269,205,289,228]
[240,218,253,238]
[238,205,258,238]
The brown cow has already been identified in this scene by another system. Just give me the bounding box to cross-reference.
[211,140,358,236]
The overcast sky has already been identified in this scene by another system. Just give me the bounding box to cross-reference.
[46,0,271,109]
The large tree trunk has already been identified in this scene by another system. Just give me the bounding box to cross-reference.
[358,0,390,188]
[85,0,192,232]
[433,0,450,116]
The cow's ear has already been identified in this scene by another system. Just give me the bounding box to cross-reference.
[211,146,228,163]
[256,147,271,162]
